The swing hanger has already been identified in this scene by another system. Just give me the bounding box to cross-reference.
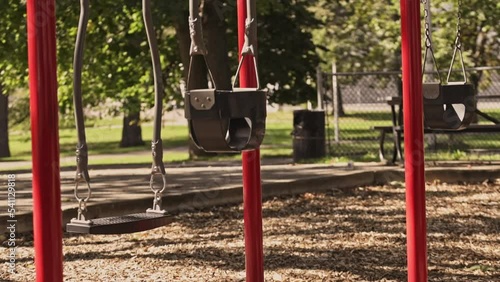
[66,0,172,235]
[446,0,467,85]
[420,0,475,131]
[184,0,267,153]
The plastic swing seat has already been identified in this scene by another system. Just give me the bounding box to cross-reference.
[423,82,475,130]
[184,0,267,153]
[66,212,173,235]
[185,88,267,152]
[420,0,476,131]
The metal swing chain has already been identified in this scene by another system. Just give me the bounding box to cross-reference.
[421,0,441,83]
[73,0,92,222]
[187,0,260,91]
[421,0,432,50]
[74,144,92,222]
[456,0,463,43]
[187,0,218,91]
[446,0,467,84]
[144,0,168,214]
[72,0,169,220]
[149,140,167,213]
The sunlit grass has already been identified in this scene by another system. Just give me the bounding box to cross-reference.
[3,109,500,167]
[7,120,189,161]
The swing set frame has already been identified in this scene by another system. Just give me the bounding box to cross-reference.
[26,0,426,281]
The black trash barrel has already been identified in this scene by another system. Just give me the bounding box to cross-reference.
[292,110,326,162]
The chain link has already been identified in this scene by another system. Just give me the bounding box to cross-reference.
[454,0,463,50]
[446,0,468,83]
[421,0,432,48]
[421,0,441,82]
[74,177,92,221]
[149,169,167,212]
[76,198,88,221]
[148,175,167,213]
[150,173,167,194]
[74,144,92,221]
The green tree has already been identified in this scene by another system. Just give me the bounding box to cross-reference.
[0,87,9,158]
[1,0,323,159]
[311,0,499,119]
[428,0,500,88]
[171,0,322,105]
[312,0,499,73]
[312,0,402,72]
[56,0,184,147]
[0,0,28,158]
[224,0,321,105]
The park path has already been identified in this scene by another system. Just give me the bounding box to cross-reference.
[0,161,381,232]
[1,159,499,233]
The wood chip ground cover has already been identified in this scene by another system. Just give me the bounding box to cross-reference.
[2,182,499,281]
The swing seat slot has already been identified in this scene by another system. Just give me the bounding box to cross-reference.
[66,212,173,235]
[423,83,476,130]
[185,88,267,152]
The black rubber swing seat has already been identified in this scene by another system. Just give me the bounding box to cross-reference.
[423,82,476,130]
[66,212,173,235]
[185,88,267,152]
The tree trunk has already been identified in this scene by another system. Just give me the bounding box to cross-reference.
[0,85,10,158]
[203,0,232,90]
[334,84,346,117]
[120,111,144,147]
[469,72,481,124]
[175,3,232,158]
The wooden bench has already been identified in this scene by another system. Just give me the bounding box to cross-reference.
[373,95,500,163]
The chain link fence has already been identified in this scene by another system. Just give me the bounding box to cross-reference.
[318,66,500,161]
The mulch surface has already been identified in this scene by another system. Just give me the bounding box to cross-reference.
[2,181,499,281]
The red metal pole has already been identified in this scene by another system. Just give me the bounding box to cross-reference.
[238,0,264,281]
[400,1,428,281]
[27,0,63,281]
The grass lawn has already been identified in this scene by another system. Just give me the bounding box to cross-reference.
[3,109,500,170]
[2,111,296,169]
[7,122,190,161]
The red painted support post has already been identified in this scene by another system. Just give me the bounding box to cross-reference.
[238,0,264,281]
[399,1,428,281]
[26,0,63,281]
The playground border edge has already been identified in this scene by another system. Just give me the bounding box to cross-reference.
[2,166,499,234]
